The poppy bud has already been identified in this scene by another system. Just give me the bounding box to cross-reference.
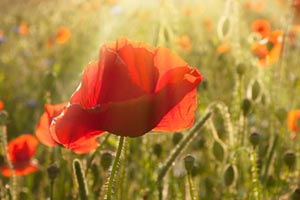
[184,154,195,173]
[241,99,252,116]
[101,152,113,171]
[224,165,236,187]
[236,63,246,76]
[251,80,260,101]
[172,132,183,145]
[47,163,60,180]
[249,132,260,147]
[213,141,224,162]
[275,108,287,123]
[0,110,8,125]
[153,143,162,158]
[284,151,296,170]
[291,188,300,200]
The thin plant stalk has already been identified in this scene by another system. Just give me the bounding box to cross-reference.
[105,136,125,200]
[187,173,196,200]
[157,111,212,200]
[0,125,16,200]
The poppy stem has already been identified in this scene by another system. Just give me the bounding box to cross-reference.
[187,172,196,200]
[0,124,16,200]
[105,136,125,200]
[156,111,212,200]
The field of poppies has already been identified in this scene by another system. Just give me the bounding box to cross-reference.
[1,0,300,199]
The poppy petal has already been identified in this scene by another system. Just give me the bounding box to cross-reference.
[36,103,67,147]
[8,134,38,163]
[1,161,39,177]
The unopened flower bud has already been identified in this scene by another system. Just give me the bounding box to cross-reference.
[172,132,183,145]
[241,99,252,116]
[213,141,224,162]
[236,63,246,76]
[249,132,260,147]
[47,163,60,180]
[291,188,300,200]
[284,151,296,170]
[275,108,287,123]
[251,80,260,101]
[224,165,236,187]
[101,152,113,171]
[184,155,195,173]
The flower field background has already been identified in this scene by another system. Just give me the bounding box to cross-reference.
[1,0,300,199]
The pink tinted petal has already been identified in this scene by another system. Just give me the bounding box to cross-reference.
[154,89,197,132]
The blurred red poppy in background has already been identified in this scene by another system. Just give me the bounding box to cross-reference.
[251,19,271,37]
[251,30,283,67]
[56,27,71,44]
[1,134,39,177]
[50,37,203,152]
[288,110,300,138]
[0,100,4,111]
[36,103,99,154]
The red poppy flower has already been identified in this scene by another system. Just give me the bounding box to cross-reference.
[36,103,99,154]
[0,100,4,111]
[216,43,230,55]
[1,134,38,177]
[56,27,71,44]
[251,30,283,67]
[251,19,271,37]
[288,110,300,138]
[50,37,203,152]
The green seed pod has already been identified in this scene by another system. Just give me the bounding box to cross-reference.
[213,141,224,162]
[284,151,296,170]
[0,110,8,125]
[101,152,113,171]
[275,108,287,123]
[291,188,300,200]
[47,163,60,180]
[249,132,260,147]
[251,80,261,101]
[224,165,236,187]
[241,98,252,116]
[153,143,163,158]
[172,132,183,145]
[184,155,195,173]
[236,63,246,76]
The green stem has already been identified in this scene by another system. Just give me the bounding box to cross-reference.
[187,173,196,200]
[251,147,262,200]
[0,125,16,200]
[105,136,125,200]
[73,159,89,200]
[157,111,212,199]
[49,179,54,200]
